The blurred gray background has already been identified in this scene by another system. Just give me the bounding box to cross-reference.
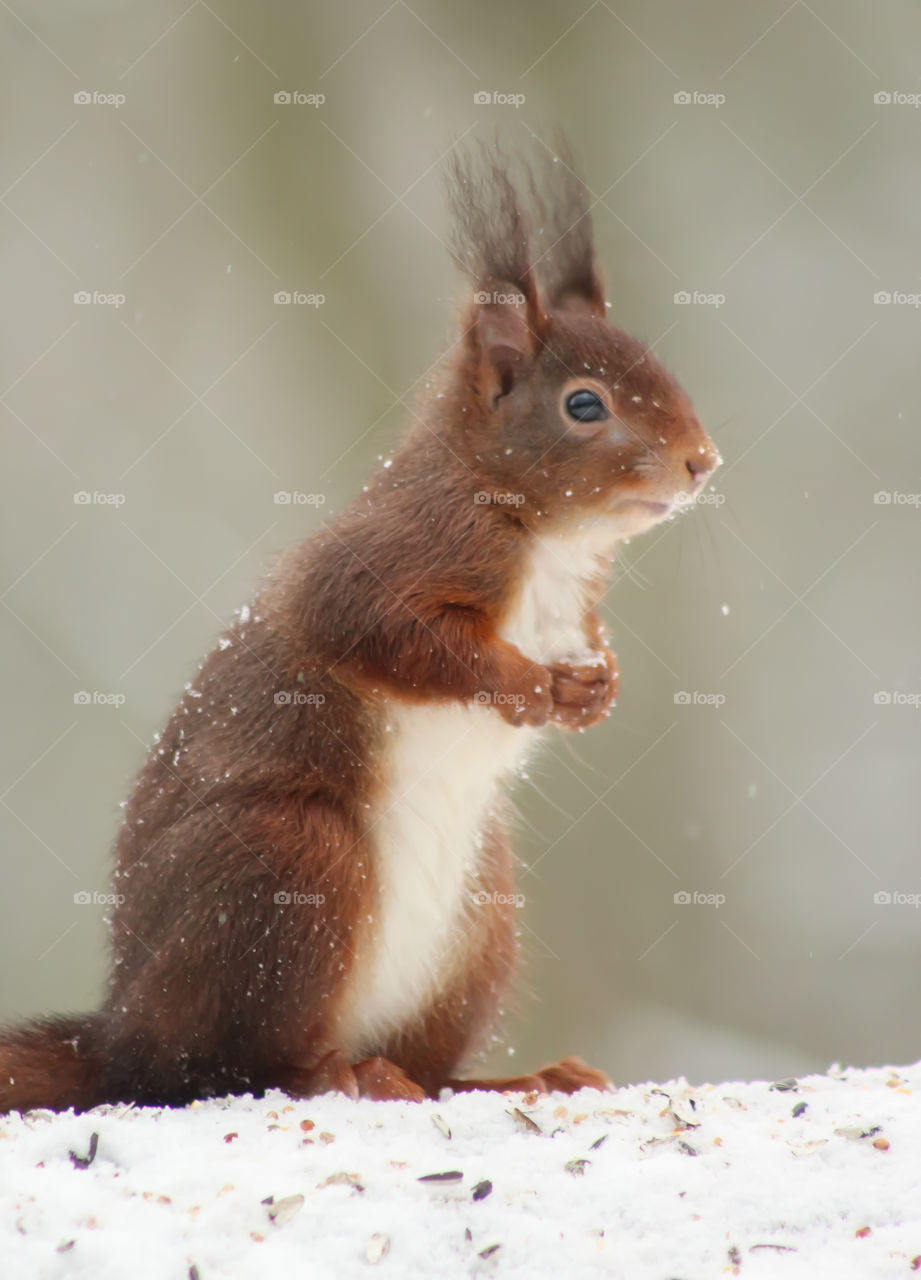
[2,0,919,1088]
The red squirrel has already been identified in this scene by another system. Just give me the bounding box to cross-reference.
[0,139,718,1110]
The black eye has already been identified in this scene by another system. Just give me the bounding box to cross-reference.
[565,388,609,423]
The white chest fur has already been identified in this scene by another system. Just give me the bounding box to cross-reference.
[336,524,618,1057]
[500,525,614,667]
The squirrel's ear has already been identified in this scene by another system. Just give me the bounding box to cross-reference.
[444,140,546,403]
[470,293,537,403]
[553,259,606,319]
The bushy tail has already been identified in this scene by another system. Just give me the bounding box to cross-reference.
[0,1014,106,1113]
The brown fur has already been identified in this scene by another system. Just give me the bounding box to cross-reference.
[0,136,717,1111]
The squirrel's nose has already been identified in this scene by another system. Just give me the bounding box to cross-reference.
[685,440,720,486]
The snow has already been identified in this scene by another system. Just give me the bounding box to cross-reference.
[3,1062,921,1278]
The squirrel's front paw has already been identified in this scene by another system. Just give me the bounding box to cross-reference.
[548,649,618,729]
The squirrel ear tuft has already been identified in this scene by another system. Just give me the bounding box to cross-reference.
[444,138,547,395]
[530,134,607,319]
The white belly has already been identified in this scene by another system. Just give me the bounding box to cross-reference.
[335,698,527,1056]
[336,523,618,1055]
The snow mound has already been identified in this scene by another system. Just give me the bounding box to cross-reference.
[2,1062,921,1279]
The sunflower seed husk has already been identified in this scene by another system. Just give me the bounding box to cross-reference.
[268,1194,305,1225]
[365,1233,390,1263]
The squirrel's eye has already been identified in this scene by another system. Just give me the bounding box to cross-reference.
[565,388,609,423]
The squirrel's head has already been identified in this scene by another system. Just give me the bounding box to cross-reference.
[440,137,719,540]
